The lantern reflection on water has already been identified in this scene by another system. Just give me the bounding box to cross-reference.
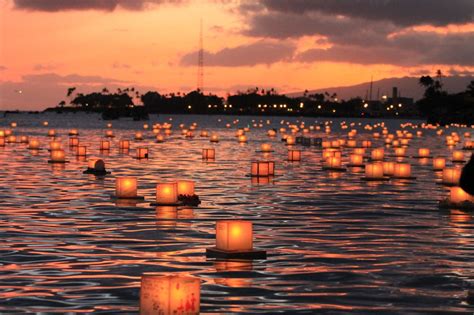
[156,183,178,205]
[140,274,200,315]
[76,145,87,156]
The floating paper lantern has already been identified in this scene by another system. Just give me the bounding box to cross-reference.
[200,130,209,137]
[4,130,12,136]
[347,140,357,148]
[433,157,446,170]
[267,130,276,137]
[76,145,87,156]
[69,137,79,147]
[452,150,464,162]
[0,138,4,147]
[321,141,330,149]
[365,163,384,179]
[382,161,395,176]
[371,148,384,161]
[28,139,40,150]
[185,131,194,138]
[50,149,66,163]
[165,129,172,136]
[100,140,110,150]
[202,148,215,160]
[442,168,461,185]
[449,187,474,203]
[115,177,137,198]
[394,147,406,157]
[177,180,195,196]
[156,183,178,205]
[49,141,62,150]
[20,136,28,143]
[238,135,247,143]
[7,135,17,143]
[400,139,409,146]
[216,220,253,251]
[286,136,295,145]
[107,123,112,128]
[156,135,165,143]
[135,132,144,140]
[261,143,272,152]
[136,147,149,159]
[349,154,364,166]
[353,148,365,155]
[10,122,17,128]
[43,121,49,126]
[140,275,200,315]
[105,130,114,138]
[119,140,130,150]
[288,149,301,161]
[210,134,219,143]
[393,163,412,178]
[324,156,342,169]
[418,148,430,158]
[48,129,56,137]
[446,138,455,146]
[69,129,78,136]
[362,140,372,148]
[251,161,273,177]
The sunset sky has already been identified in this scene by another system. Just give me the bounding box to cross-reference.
[0,0,473,110]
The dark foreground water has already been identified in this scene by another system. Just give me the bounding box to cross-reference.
[0,113,473,314]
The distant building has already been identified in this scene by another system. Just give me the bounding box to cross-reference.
[362,87,417,117]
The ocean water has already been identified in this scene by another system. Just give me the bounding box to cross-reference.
[0,112,473,314]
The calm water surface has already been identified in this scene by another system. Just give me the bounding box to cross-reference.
[0,113,473,314]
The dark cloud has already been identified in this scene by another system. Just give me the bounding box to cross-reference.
[296,31,474,66]
[13,0,183,12]
[180,41,295,67]
[256,0,474,27]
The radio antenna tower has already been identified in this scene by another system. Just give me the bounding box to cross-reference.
[197,18,204,92]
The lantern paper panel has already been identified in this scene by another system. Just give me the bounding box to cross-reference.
[216,220,253,251]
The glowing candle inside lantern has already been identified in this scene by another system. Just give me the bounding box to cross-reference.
[442,168,461,185]
[349,154,364,166]
[202,148,215,160]
[251,161,270,177]
[216,220,253,251]
[140,275,200,315]
[50,149,65,162]
[76,145,87,156]
[394,147,406,157]
[452,151,464,162]
[156,183,178,204]
[371,148,384,161]
[119,140,130,150]
[177,180,195,196]
[116,177,137,198]
[393,163,411,178]
[100,140,110,150]
[365,163,384,179]
[433,157,446,171]
[261,143,272,152]
[137,147,149,159]
[69,138,79,147]
[418,148,430,157]
[28,139,40,149]
[450,187,474,203]
[288,149,301,161]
